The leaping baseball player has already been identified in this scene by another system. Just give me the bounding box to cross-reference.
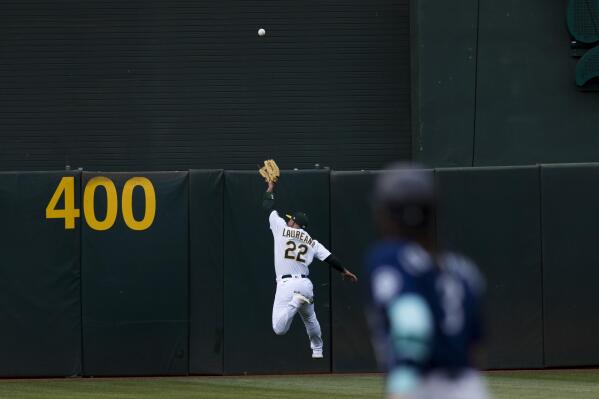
[259,160,358,359]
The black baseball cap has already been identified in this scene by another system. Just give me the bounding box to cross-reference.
[372,163,435,229]
[373,163,435,207]
[285,211,309,229]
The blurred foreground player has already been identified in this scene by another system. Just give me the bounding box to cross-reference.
[366,165,490,399]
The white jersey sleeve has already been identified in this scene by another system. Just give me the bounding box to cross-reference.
[313,240,332,261]
[269,210,286,236]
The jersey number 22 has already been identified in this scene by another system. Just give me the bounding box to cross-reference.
[284,241,308,263]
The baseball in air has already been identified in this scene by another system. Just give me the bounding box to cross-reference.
[258,28,266,37]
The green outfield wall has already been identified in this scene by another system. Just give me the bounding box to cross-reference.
[414,0,599,167]
[0,165,596,376]
[0,171,82,377]
[81,172,189,376]
[189,170,224,375]
[0,0,410,172]
[436,166,543,369]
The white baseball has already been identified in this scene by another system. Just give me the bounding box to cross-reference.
[258,28,266,37]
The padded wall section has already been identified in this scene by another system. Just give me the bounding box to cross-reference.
[541,164,599,367]
[436,166,543,369]
[474,0,599,165]
[223,170,331,374]
[330,171,378,372]
[189,170,224,374]
[413,0,478,166]
[82,172,188,376]
[0,172,82,376]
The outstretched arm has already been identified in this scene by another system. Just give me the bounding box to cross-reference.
[263,180,287,236]
[262,181,276,212]
[314,240,358,282]
[324,254,358,283]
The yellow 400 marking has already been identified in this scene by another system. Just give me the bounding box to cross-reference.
[46,176,156,231]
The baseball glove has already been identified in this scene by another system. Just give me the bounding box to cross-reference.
[259,159,280,183]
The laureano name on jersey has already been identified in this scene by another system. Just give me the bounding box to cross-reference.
[281,227,316,247]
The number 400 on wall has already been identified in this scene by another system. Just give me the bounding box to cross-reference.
[46,176,156,231]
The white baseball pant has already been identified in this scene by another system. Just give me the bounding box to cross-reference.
[405,370,491,399]
[271,276,323,353]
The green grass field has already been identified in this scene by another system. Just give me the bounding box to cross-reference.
[0,370,597,399]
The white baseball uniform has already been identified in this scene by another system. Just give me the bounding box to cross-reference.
[268,210,331,355]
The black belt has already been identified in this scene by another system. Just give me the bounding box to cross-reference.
[281,274,307,279]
